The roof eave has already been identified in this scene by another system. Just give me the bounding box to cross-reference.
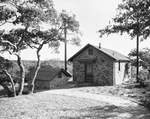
[115,59,131,62]
[61,68,72,77]
[68,43,91,61]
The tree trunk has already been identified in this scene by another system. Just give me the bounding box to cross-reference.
[29,50,41,93]
[3,70,16,97]
[16,54,25,95]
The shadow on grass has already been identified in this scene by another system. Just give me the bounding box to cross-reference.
[0,89,7,98]
[32,81,96,93]
[60,105,150,119]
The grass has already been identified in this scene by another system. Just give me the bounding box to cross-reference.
[0,91,112,119]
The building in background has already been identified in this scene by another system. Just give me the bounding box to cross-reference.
[26,66,71,89]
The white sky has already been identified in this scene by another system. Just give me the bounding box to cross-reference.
[1,0,150,60]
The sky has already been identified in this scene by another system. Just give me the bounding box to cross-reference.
[1,0,150,61]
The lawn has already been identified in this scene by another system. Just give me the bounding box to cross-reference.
[0,80,150,119]
[0,91,115,119]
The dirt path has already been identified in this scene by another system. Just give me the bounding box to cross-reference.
[42,88,150,119]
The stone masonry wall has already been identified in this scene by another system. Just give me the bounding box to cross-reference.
[73,46,114,85]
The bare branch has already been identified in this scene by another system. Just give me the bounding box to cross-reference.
[27,44,38,49]
[1,40,17,50]
[0,21,7,26]
[7,50,18,56]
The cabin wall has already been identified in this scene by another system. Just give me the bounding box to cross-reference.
[73,46,114,85]
[114,62,131,85]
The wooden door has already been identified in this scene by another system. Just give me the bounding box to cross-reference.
[85,63,93,83]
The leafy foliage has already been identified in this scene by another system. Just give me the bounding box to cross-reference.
[0,0,55,95]
[129,48,150,73]
[0,0,81,94]
[58,10,81,46]
[99,0,150,41]
[0,56,12,83]
[59,10,80,33]
[0,56,12,70]
[0,0,55,26]
[0,56,16,97]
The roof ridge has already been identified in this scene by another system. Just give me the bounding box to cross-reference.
[68,43,130,62]
[90,44,130,60]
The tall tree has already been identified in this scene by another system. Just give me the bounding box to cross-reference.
[99,0,150,83]
[58,10,81,71]
[0,56,16,97]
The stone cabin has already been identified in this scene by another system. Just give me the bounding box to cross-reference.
[68,43,131,85]
[26,66,71,89]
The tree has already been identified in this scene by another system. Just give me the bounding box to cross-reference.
[58,10,81,71]
[0,29,30,95]
[28,29,63,93]
[27,10,81,93]
[0,0,81,94]
[0,0,55,95]
[129,48,150,79]
[99,0,150,83]
[0,56,16,97]
[23,0,64,93]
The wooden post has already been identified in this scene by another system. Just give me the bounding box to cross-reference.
[136,7,139,83]
[136,28,139,83]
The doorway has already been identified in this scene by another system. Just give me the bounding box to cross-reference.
[85,63,93,83]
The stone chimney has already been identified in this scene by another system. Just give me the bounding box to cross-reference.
[99,43,101,49]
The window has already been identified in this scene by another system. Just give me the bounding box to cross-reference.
[88,49,93,55]
[58,72,62,78]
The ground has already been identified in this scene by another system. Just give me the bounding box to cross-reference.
[0,88,150,119]
[0,81,150,119]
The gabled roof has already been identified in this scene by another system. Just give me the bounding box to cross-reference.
[68,43,130,62]
[25,66,71,81]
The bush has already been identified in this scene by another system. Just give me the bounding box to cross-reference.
[140,97,150,110]
[138,70,148,87]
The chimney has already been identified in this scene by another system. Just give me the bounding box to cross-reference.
[99,43,101,49]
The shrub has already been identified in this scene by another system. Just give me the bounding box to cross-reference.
[140,97,150,110]
[138,70,148,87]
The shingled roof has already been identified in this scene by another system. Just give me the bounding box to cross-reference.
[68,43,130,62]
[26,66,71,81]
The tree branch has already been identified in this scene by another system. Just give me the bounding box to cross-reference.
[27,44,38,49]
[1,40,17,50]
